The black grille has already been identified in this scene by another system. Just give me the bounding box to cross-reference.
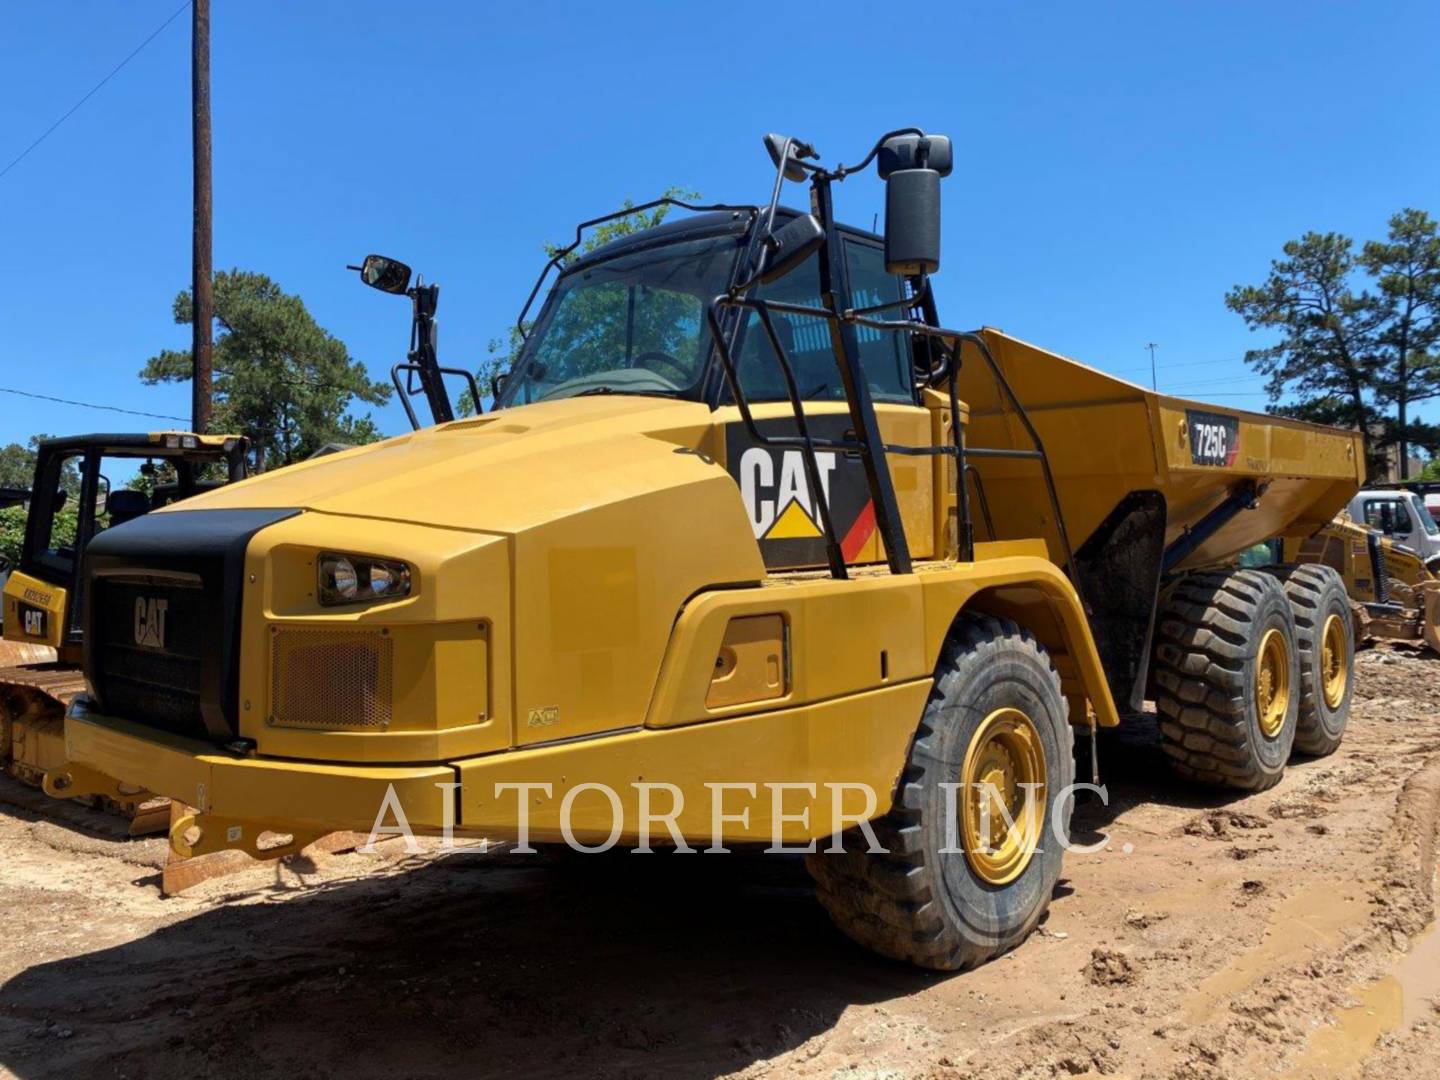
[84,507,301,744]
[94,577,207,738]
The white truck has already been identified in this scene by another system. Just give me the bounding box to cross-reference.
[1347,489,1440,567]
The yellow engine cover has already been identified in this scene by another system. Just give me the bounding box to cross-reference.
[2,570,67,651]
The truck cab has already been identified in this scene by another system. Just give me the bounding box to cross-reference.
[1348,489,1440,567]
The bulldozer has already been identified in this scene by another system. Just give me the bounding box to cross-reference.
[1,431,247,829]
[46,128,1365,970]
[1282,513,1440,653]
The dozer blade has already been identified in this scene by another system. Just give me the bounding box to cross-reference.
[0,663,168,836]
[0,641,56,668]
[1421,581,1440,655]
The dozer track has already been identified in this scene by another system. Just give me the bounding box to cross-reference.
[0,663,169,836]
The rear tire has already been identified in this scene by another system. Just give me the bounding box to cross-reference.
[1152,569,1299,791]
[805,614,1073,971]
[1261,564,1353,757]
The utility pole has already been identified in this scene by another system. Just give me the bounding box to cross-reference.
[190,0,213,434]
[1145,342,1159,391]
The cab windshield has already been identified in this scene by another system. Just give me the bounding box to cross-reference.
[1410,494,1439,536]
[503,232,744,404]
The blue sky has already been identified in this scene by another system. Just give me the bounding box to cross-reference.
[1,1,1437,456]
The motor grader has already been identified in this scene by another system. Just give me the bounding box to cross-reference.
[0,431,247,829]
[46,128,1364,970]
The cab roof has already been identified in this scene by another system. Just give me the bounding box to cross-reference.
[35,432,246,455]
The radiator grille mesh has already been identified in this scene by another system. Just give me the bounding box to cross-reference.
[270,627,393,729]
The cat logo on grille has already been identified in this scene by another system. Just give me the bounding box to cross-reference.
[133,596,169,649]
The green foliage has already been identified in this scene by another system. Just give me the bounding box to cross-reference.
[141,270,392,469]
[0,503,76,571]
[1419,457,1440,481]
[125,461,177,498]
[0,436,80,495]
[1359,209,1440,468]
[461,187,701,415]
[1227,209,1439,480]
[0,443,35,491]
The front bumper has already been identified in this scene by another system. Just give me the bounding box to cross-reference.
[58,677,935,850]
[59,706,455,835]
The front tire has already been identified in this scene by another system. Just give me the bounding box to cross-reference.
[805,614,1074,971]
[1152,569,1300,791]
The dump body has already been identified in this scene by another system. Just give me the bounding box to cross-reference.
[955,329,1365,570]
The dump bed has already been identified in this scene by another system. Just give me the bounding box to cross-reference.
[953,329,1364,571]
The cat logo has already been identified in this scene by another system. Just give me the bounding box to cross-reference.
[133,596,169,649]
[19,604,47,639]
[738,446,837,540]
[727,417,878,570]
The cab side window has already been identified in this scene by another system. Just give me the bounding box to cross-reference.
[844,241,914,403]
[30,453,83,575]
[1363,498,1411,537]
[731,238,915,405]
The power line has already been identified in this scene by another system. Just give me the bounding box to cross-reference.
[0,386,188,423]
[1106,357,1249,376]
[1160,392,1273,401]
[1161,375,1269,391]
[0,1,191,183]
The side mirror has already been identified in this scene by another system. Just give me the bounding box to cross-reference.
[354,254,412,295]
[877,134,952,276]
[757,214,825,285]
[763,133,810,182]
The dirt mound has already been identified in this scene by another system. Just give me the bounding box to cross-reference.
[1083,948,1141,987]
[1183,809,1269,838]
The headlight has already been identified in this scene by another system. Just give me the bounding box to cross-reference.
[318,552,412,606]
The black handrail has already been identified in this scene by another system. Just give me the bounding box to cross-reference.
[708,293,1090,618]
[963,464,995,541]
[390,362,483,431]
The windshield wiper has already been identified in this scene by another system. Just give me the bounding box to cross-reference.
[572,385,680,399]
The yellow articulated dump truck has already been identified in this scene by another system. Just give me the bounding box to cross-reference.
[45,129,1363,970]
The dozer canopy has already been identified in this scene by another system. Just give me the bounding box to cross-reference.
[3,431,248,653]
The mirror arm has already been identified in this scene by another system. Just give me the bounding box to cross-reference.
[759,137,795,256]
[829,127,926,180]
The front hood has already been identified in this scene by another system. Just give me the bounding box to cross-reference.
[171,396,728,535]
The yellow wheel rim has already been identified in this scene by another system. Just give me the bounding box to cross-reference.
[1320,613,1348,710]
[960,707,1047,886]
[1255,627,1291,739]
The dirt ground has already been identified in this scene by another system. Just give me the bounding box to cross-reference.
[1,645,1438,1080]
